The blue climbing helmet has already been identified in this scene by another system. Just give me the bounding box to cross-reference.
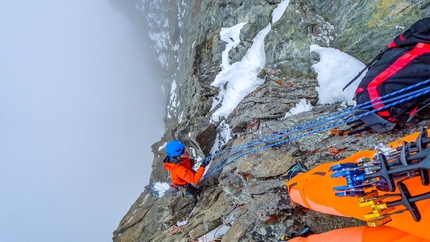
[165,140,185,157]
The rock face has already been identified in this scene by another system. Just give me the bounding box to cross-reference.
[113,1,430,241]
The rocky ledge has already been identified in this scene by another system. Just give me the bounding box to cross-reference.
[113,1,430,241]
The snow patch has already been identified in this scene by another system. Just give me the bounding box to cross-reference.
[272,0,290,24]
[310,44,365,105]
[211,24,271,122]
[283,99,313,118]
[150,182,170,197]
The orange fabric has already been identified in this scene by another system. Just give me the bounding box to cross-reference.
[362,226,430,242]
[286,150,375,219]
[163,157,205,185]
[286,130,430,241]
[289,226,430,242]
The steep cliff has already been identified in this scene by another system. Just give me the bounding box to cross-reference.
[113,1,430,241]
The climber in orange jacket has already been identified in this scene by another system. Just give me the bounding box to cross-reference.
[284,130,430,242]
[163,140,209,197]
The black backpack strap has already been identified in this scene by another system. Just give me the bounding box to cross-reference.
[346,119,364,125]
[342,47,388,91]
[354,109,396,133]
[407,97,430,122]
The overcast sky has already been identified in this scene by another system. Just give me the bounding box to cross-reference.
[0,0,165,241]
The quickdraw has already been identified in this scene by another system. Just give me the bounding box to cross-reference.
[329,127,430,226]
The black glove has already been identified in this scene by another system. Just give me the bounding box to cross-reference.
[189,158,195,167]
[200,159,210,168]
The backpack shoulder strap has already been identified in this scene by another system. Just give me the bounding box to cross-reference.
[342,47,388,91]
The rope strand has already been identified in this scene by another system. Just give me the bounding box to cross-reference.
[201,79,430,180]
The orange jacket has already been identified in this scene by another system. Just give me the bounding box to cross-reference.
[163,156,205,185]
[286,130,430,242]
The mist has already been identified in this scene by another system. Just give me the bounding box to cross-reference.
[0,0,165,241]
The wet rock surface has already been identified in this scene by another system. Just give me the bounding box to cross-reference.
[113,1,430,241]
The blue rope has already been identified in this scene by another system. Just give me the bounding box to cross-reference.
[204,79,430,163]
[202,82,430,178]
[204,87,430,177]
[201,79,430,180]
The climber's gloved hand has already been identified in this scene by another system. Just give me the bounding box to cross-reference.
[189,158,195,167]
[200,159,210,168]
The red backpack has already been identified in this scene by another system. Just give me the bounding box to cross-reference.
[349,17,430,133]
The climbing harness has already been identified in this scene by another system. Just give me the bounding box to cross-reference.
[329,127,430,226]
[201,79,430,180]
